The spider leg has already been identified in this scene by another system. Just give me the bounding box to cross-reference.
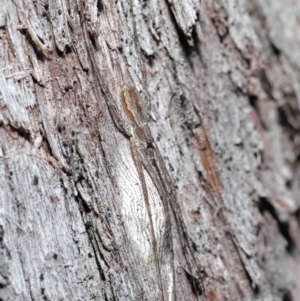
[145,144,200,284]
[135,145,175,298]
[131,138,175,300]
[130,138,171,300]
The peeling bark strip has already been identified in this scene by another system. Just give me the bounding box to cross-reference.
[0,0,300,300]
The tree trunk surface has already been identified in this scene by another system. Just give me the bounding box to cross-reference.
[0,0,299,300]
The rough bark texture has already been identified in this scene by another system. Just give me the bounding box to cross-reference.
[0,0,300,300]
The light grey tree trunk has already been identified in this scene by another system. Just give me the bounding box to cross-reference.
[0,0,299,300]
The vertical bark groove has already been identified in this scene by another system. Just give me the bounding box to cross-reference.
[0,0,299,300]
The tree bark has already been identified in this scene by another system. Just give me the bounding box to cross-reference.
[0,0,299,300]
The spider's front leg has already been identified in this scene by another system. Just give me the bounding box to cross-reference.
[146,143,201,281]
[129,137,158,254]
[131,138,175,300]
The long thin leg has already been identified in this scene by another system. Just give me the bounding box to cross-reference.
[129,138,167,301]
[139,145,202,299]
[135,145,176,299]
[152,146,199,277]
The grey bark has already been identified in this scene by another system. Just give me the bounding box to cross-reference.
[0,0,299,300]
